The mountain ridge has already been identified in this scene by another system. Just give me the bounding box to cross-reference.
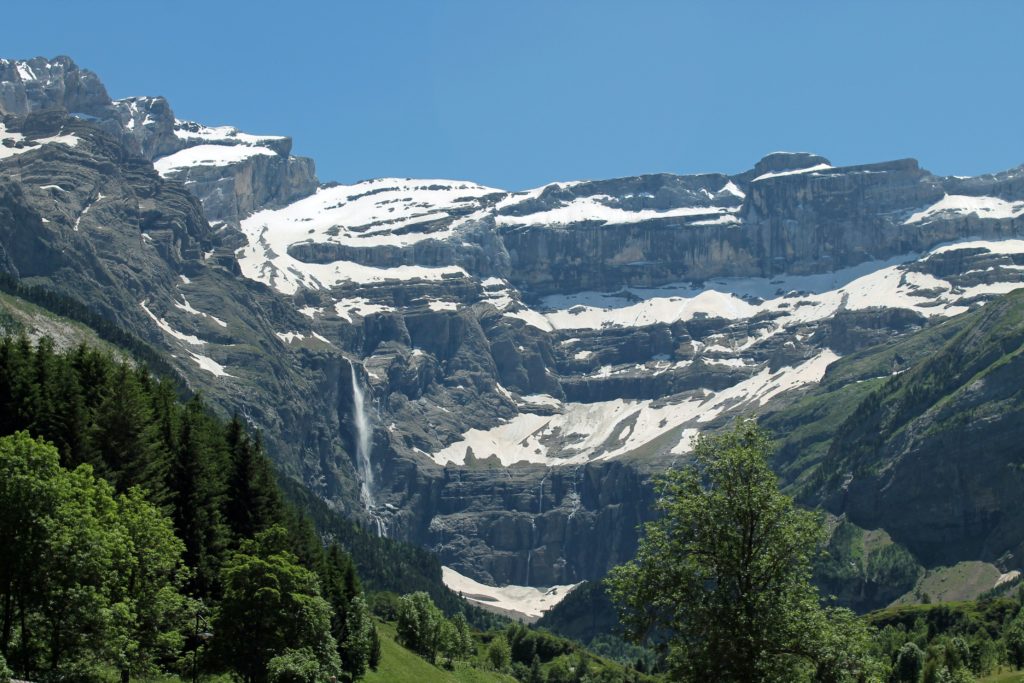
[3,55,1024,608]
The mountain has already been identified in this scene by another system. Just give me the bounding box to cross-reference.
[3,56,1024,611]
[770,287,1024,567]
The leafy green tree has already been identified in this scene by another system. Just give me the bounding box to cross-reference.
[1005,612,1024,669]
[0,653,10,683]
[572,652,590,683]
[546,657,574,683]
[528,653,544,683]
[606,419,876,682]
[321,543,373,680]
[437,618,459,669]
[434,613,474,669]
[894,642,924,682]
[32,450,130,678]
[214,526,341,683]
[340,595,373,680]
[487,634,511,672]
[450,612,475,661]
[267,648,322,683]
[111,487,193,679]
[0,433,189,680]
[396,592,443,662]
[810,606,888,683]
[0,430,62,667]
[966,630,996,676]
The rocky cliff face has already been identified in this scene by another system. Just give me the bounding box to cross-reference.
[3,56,1024,594]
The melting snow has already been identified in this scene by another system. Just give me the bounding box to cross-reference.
[431,351,838,467]
[496,195,738,227]
[508,239,1024,334]
[140,300,206,346]
[441,566,579,621]
[720,180,746,199]
[173,296,228,328]
[187,351,232,377]
[275,331,306,343]
[996,570,1021,588]
[172,121,286,146]
[15,61,35,81]
[751,163,832,182]
[427,300,458,312]
[905,195,1024,224]
[0,123,80,160]
[334,298,394,322]
[154,144,277,175]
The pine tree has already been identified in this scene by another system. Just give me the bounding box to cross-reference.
[368,625,381,671]
[224,416,283,541]
[169,398,228,596]
[87,363,170,504]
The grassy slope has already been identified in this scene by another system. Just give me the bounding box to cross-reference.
[892,561,1003,605]
[0,290,127,356]
[365,622,517,683]
[764,307,974,493]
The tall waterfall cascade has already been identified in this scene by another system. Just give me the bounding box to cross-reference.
[350,363,386,537]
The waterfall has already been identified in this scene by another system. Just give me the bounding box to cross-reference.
[526,518,536,586]
[526,469,548,586]
[350,363,386,537]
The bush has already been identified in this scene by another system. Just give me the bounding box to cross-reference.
[368,591,402,621]
[0,654,11,683]
[267,648,321,683]
[487,634,511,671]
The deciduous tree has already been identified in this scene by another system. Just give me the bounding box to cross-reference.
[607,419,883,682]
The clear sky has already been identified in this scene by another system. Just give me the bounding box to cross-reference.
[6,1,1023,190]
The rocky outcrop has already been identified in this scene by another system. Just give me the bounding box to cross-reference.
[0,56,110,117]
[161,146,317,225]
[423,460,657,586]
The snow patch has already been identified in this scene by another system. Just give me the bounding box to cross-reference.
[441,566,579,621]
[719,180,746,199]
[187,351,232,378]
[275,331,306,344]
[431,351,838,467]
[0,123,80,160]
[173,296,228,328]
[496,195,738,227]
[334,298,394,322]
[154,144,277,175]
[751,163,832,182]
[905,195,1024,224]
[140,300,206,346]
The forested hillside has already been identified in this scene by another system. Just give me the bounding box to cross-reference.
[0,336,377,681]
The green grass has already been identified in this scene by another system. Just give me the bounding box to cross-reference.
[980,669,1024,683]
[364,621,517,683]
[892,561,1002,605]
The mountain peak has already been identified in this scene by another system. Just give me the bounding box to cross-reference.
[752,151,831,178]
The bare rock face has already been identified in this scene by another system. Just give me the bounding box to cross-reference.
[4,56,1024,594]
[0,56,110,117]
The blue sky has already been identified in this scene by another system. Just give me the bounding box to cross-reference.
[7,1,1023,189]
